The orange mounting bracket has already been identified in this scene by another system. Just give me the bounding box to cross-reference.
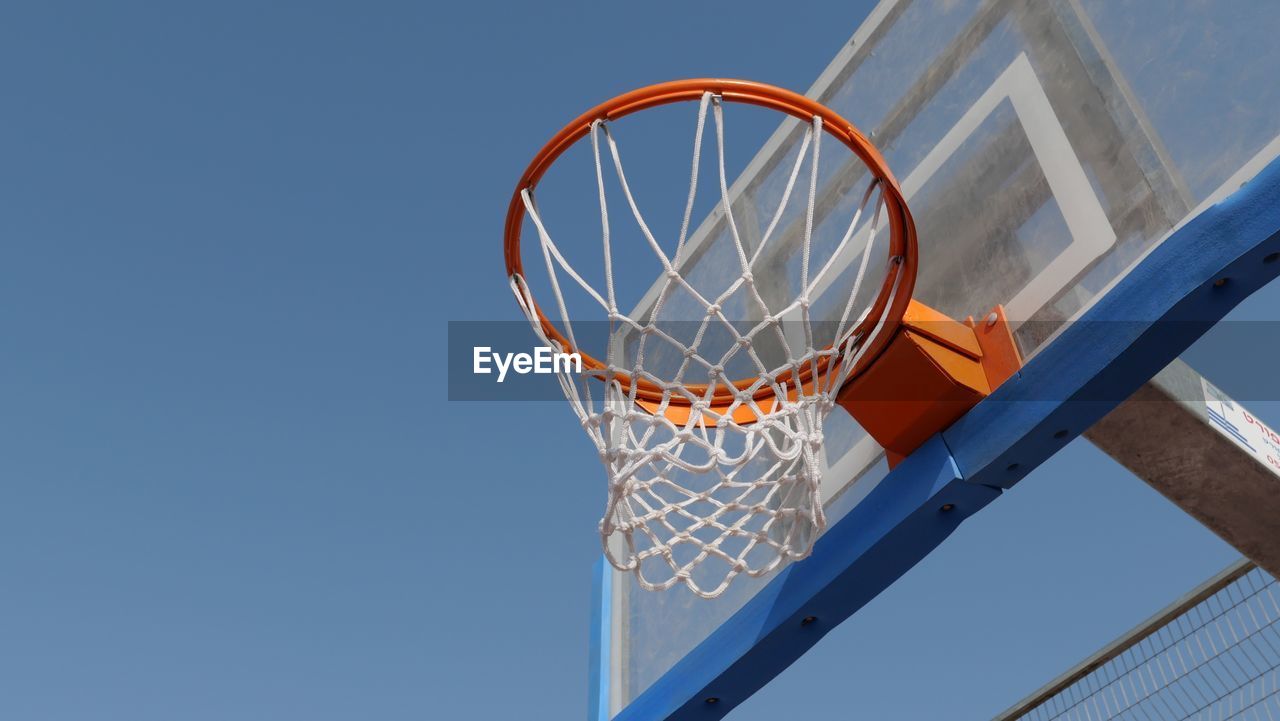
[837,300,1022,467]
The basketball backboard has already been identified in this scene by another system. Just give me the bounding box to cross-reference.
[594,1,1280,719]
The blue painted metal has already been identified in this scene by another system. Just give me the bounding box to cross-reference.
[615,436,1001,720]
[590,555,612,721]
[599,156,1280,721]
[945,159,1280,490]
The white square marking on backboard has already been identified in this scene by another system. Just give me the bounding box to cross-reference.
[900,52,1116,324]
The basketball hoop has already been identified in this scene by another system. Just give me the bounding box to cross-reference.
[505,80,917,422]
[503,79,1018,598]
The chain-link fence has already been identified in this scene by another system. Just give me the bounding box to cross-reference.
[995,560,1280,721]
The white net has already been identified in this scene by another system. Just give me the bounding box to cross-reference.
[510,93,896,598]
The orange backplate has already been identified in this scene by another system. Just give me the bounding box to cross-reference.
[837,299,1022,466]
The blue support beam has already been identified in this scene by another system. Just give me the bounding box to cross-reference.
[946,163,1280,489]
[590,556,612,721]
[600,156,1280,721]
[616,436,1000,720]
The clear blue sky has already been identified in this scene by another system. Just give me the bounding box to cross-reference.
[1,1,1275,720]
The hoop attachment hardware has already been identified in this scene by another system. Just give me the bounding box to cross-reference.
[837,300,1022,466]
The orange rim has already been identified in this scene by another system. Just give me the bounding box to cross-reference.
[504,78,918,422]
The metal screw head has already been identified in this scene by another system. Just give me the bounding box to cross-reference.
[940,503,956,512]
[705,697,720,705]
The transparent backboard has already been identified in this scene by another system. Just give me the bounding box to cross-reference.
[604,0,1280,715]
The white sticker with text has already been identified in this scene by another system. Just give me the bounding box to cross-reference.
[1202,377,1280,478]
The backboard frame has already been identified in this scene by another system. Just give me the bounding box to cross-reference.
[589,0,1280,716]
[593,154,1280,720]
